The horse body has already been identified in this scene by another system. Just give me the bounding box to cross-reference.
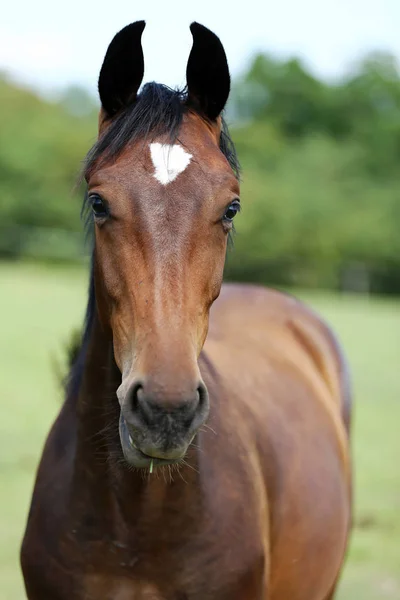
[21,22,351,600]
[21,285,350,600]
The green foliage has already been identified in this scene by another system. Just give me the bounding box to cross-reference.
[225,124,400,292]
[0,75,96,259]
[226,51,400,293]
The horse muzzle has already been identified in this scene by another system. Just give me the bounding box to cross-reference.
[118,379,209,468]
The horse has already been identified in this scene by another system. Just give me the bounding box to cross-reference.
[21,21,352,600]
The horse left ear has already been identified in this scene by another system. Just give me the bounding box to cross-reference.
[186,22,230,121]
[98,21,146,119]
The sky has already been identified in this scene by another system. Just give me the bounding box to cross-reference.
[1,0,400,98]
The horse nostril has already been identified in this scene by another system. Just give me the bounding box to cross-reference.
[128,382,144,413]
[195,381,209,423]
[124,379,209,430]
[197,382,208,410]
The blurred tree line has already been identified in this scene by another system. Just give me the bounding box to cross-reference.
[1,51,400,293]
[0,76,96,261]
[227,51,400,293]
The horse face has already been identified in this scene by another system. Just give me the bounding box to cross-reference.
[85,22,240,467]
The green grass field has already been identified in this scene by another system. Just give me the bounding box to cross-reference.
[1,262,399,599]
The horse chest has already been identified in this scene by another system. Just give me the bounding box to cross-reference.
[65,532,264,600]
[83,575,166,600]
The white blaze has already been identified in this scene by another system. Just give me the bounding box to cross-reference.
[150,143,192,185]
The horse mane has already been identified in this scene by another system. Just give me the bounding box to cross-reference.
[67,81,240,398]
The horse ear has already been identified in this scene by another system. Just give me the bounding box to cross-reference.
[186,22,230,121]
[98,21,145,119]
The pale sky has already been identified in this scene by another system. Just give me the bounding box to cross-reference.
[1,0,400,98]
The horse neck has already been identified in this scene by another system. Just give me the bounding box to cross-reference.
[73,303,204,524]
[73,308,121,489]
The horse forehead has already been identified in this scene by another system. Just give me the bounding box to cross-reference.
[91,128,236,197]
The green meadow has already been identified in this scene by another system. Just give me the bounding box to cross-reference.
[1,262,399,599]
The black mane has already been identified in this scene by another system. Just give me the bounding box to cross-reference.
[68,81,240,398]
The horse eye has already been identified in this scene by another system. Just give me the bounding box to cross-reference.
[223,201,241,222]
[90,195,108,218]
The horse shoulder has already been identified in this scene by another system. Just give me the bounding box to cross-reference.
[205,284,352,599]
[21,397,77,593]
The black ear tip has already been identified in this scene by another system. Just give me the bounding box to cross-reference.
[105,20,146,51]
[189,22,217,39]
[133,19,146,32]
[189,22,227,59]
[189,22,203,34]
[120,20,146,36]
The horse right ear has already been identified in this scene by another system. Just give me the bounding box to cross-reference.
[186,23,230,121]
[98,21,145,120]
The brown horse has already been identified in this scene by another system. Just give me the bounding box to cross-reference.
[21,22,352,600]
